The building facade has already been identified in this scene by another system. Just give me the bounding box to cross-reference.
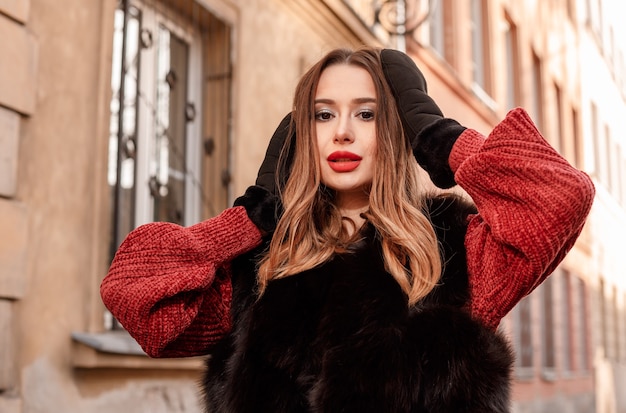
[0,0,624,412]
[578,0,626,412]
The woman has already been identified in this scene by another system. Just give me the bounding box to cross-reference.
[101,47,595,412]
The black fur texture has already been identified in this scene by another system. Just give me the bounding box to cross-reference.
[203,194,513,412]
[233,185,282,236]
[412,118,467,189]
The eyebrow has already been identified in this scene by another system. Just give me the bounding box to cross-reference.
[314,97,377,105]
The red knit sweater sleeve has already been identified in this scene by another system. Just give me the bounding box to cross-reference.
[448,108,595,330]
[100,206,263,357]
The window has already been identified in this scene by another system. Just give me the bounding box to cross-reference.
[567,0,576,21]
[611,140,622,202]
[513,296,534,378]
[576,277,590,371]
[106,0,232,329]
[586,0,602,43]
[561,270,573,374]
[470,0,493,104]
[554,83,564,153]
[427,0,456,66]
[504,16,519,110]
[108,3,205,237]
[571,107,581,168]
[109,5,140,259]
[429,0,445,57]
[541,276,556,378]
[590,102,601,181]
[599,279,609,358]
[530,51,544,132]
[612,286,620,362]
[608,26,615,75]
[604,124,612,191]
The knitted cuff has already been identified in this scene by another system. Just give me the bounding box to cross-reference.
[412,118,466,189]
[233,185,282,236]
[447,129,484,174]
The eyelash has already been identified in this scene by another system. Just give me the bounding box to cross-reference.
[358,110,375,120]
[314,109,376,121]
[315,110,333,121]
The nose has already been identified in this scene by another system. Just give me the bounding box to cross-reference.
[333,115,355,144]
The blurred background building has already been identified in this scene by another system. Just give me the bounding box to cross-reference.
[1,0,625,412]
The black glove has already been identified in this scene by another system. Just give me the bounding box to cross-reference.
[233,185,282,236]
[381,48,466,189]
[234,113,294,236]
[255,112,295,194]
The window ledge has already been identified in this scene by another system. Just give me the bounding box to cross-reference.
[541,368,557,382]
[71,331,204,370]
[470,82,498,113]
[514,367,535,382]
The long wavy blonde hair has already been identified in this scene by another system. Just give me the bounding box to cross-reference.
[257,47,442,305]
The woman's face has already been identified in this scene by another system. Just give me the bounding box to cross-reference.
[314,63,377,201]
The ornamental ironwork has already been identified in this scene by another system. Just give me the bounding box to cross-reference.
[342,0,436,38]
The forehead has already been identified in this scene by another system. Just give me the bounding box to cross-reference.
[315,63,376,100]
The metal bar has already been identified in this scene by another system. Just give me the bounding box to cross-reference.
[112,0,130,256]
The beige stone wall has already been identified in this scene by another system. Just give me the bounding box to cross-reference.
[0,0,34,411]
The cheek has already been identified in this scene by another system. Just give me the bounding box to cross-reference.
[366,132,378,156]
[367,123,377,149]
[314,141,327,180]
[315,130,326,156]
[314,136,324,161]
[369,139,377,156]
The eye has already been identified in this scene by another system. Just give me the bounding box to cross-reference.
[315,109,334,122]
[357,109,375,121]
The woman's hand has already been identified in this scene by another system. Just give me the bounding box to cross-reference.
[234,113,294,236]
[255,112,294,194]
[381,49,466,189]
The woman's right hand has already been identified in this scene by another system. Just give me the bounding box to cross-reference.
[255,112,294,194]
[234,113,295,236]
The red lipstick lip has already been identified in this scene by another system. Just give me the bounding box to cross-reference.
[327,151,362,172]
[327,151,362,162]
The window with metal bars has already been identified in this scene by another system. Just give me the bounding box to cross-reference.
[105,0,232,331]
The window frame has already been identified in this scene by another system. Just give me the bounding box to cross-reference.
[75,0,242,371]
[513,295,534,379]
[117,3,204,230]
[106,0,232,329]
[504,15,520,111]
[540,275,557,380]
[469,0,495,109]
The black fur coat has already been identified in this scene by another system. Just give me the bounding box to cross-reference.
[202,194,513,412]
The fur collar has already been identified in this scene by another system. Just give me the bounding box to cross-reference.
[203,194,513,412]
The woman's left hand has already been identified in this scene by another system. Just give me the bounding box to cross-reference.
[381,48,466,189]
